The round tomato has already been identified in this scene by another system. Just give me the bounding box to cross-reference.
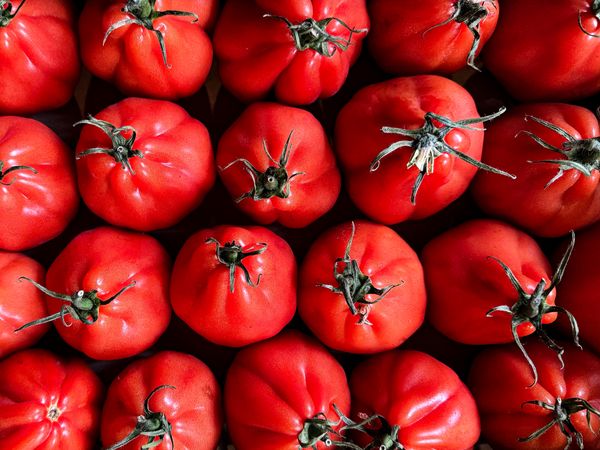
[75,97,215,231]
[0,252,47,359]
[15,226,171,360]
[469,341,600,450]
[0,0,80,115]
[217,102,341,228]
[350,350,480,449]
[368,0,499,74]
[0,349,103,449]
[0,116,79,251]
[298,220,426,353]
[225,331,351,450]
[213,0,369,105]
[472,103,600,237]
[79,0,216,99]
[101,351,222,450]
[483,0,600,101]
[334,75,513,224]
[170,225,296,347]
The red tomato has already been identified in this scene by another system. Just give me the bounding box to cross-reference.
[0,252,47,358]
[368,0,499,74]
[0,349,103,449]
[334,75,513,224]
[0,0,80,115]
[217,102,341,228]
[75,97,215,231]
[483,0,600,101]
[213,0,369,105]
[472,103,600,237]
[170,225,296,347]
[469,342,600,450]
[0,116,78,251]
[101,351,223,450]
[298,220,426,353]
[350,350,480,449]
[79,0,216,99]
[225,331,351,450]
[16,227,171,360]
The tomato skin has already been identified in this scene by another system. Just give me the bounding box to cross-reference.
[170,225,296,347]
[0,349,103,450]
[217,102,341,228]
[101,351,223,450]
[44,227,171,360]
[79,0,216,99]
[422,219,557,345]
[334,75,489,224]
[469,342,600,450]
[350,350,480,449]
[472,103,600,237]
[0,116,79,251]
[0,0,80,115]
[213,0,369,105]
[368,0,499,75]
[0,252,47,359]
[298,220,426,353]
[75,97,215,231]
[225,331,351,450]
[483,0,600,101]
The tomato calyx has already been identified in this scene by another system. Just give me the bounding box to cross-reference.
[317,222,403,326]
[0,160,38,185]
[369,107,514,204]
[519,397,600,450]
[75,115,144,175]
[103,0,199,67]
[0,0,26,27]
[263,14,367,57]
[298,404,362,449]
[104,385,175,450]
[519,115,600,188]
[14,277,136,331]
[578,0,600,37]
[486,231,581,386]
[205,238,267,293]
[336,411,406,450]
[46,404,62,422]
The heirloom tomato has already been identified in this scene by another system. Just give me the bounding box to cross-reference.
[0,349,103,450]
[101,351,222,450]
[217,102,340,228]
[225,331,351,450]
[213,0,369,105]
[334,75,513,224]
[368,0,499,74]
[75,97,215,231]
[0,116,78,251]
[79,0,217,99]
[472,103,600,237]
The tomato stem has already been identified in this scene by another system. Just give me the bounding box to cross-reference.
[298,404,363,449]
[0,160,37,185]
[0,0,26,27]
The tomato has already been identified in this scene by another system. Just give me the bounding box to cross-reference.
[213,0,369,105]
[0,116,79,251]
[170,225,296,347]
[225,331,351,450]
[101,351,222,450]
[15,227,171,360]
[472,103,600,237]
[349,350,480,449]
[0,252,47,358]
[0,349,103,449]
[368,0,499,74]
[298,220,426,353]
[75,97,215,231]
[79,0,216,99]
[0,0,80,115]
[216,102,341,228]
[469,342,600,450]
[334,75,513,224]
[483,0,600,101]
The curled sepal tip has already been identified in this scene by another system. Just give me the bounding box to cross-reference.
[0,0,27,27]
[0,160,38,185]
[578,0,600,38]
[298,404,363,450]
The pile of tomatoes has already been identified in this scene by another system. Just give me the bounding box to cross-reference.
[1,0,600,449]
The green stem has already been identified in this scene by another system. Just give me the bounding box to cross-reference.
[0,0,27,27]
